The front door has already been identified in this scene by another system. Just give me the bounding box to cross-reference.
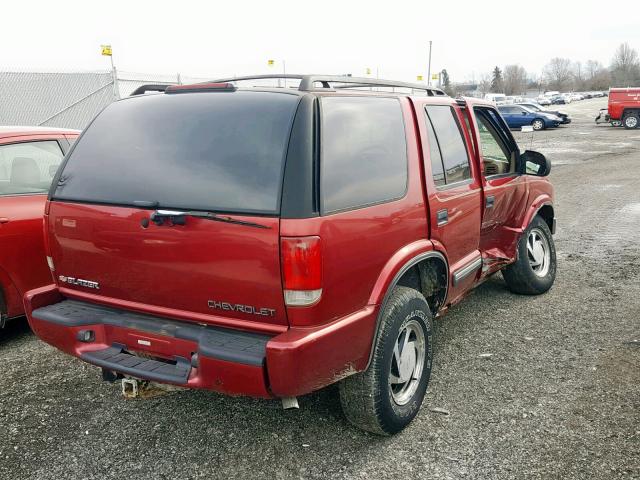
[470,106,529,262]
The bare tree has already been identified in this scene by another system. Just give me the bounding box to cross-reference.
[477,72,492,96]
[610,42,640,86]
[503,64,527,95]
[543,57,574,91]
[584,60,611,90]
[573,61,585,91]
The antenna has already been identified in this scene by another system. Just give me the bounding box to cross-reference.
[521,125,535,150]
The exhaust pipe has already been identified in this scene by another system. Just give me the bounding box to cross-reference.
[281,397,299,409]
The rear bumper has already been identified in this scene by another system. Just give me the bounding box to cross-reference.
[25,285,378,398]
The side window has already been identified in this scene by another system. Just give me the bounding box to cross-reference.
[474,108,515,176]
[424,105,472,185]
[423,111,445,187]
[321,96,408,213]
[0,140,64,196]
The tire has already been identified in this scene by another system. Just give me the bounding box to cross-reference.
[532,119,545,131]
[339,286,433,435]
[611,120,622,127]
[503,215,556,295]
[623,113,639,129]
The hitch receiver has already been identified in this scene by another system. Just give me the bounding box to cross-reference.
[122,378,140,398]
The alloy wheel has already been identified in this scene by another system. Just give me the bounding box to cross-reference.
[527,228,551,277]
[389,319,426,405]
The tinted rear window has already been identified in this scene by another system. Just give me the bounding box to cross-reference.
[53,91,300,214]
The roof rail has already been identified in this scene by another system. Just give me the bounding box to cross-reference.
[210,74,447,96]
[129,84,172,96]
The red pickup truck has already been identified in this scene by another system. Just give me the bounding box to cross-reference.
[595,87,640,128]
[25,75,556,435]
[0,127,79,327]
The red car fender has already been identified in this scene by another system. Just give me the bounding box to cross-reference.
[521,194,553,232]
[0,265,22,318]
[366,238,446,306]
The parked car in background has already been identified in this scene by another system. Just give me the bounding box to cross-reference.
[570,93,583,101]
[24,75,557,435]
[550,95,566,105]
[517,102,572,124]
[595,87,640,128]
[498,104,561,130]
[536,96,552,105]
[485,93,507,105]
[0,126,79,328]
[561,93,572,104]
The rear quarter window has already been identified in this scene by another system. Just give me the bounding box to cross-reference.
[320,96,407,213]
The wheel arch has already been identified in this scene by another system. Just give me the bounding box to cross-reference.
[365,248,449,370]
[0,266,22,318]
[522,196,554,234]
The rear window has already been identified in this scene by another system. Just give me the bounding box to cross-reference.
[320,96,407,213]
[53,91,300,214]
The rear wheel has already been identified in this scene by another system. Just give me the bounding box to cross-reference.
[503,216,556,295]
[339,286,433,435]
[532,119,545,131]
[623,113,639,129]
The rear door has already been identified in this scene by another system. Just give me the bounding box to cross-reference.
[416,101,483,301]
[48,90,302,330]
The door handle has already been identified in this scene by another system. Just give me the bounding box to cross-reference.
[436,209,448,226]
[0,217,9,224]
[485,195,495,209]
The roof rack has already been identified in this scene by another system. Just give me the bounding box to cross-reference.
[210,74,447,96]
[129,84,172,96]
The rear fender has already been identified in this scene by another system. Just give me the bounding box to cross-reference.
[365,240,448,370]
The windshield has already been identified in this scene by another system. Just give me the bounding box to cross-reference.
[53,91,301,214]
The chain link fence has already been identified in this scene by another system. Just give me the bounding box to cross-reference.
[0,69,210,130]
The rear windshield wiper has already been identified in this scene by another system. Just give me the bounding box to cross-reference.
[148,209,269,229]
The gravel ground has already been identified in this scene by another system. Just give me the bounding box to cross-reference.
[0,98,638,480]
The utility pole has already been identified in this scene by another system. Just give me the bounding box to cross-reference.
[427,41,433,86]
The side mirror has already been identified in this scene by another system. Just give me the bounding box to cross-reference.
[522,111,527,115]
[521,150,550,176]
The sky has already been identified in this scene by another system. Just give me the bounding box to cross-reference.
[3,0,640,84]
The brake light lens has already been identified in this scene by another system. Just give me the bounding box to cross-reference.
[165,82,236,93]
[281,236,322,306]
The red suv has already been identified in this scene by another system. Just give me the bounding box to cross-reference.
[25,76,556,434]
[0,126,79,327]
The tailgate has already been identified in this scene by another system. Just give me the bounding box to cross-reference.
[48,202,287,327]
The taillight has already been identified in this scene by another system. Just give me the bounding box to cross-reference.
[281,236,322,306]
